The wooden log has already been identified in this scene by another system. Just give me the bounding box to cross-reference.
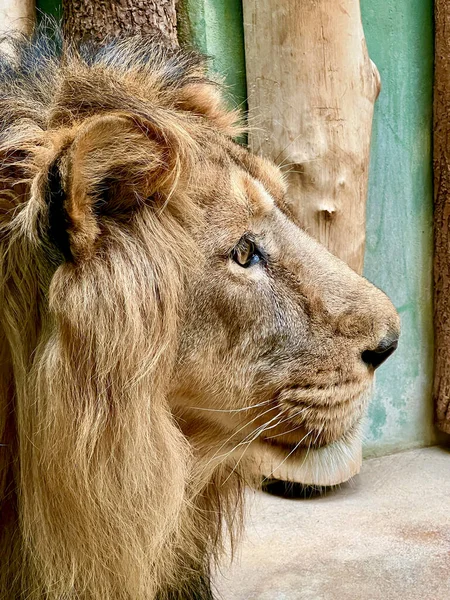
[433,0,450,435]
[62,0,178,48]
[243,0,380,274]
[0,0,35,35]
[243,0,380,484]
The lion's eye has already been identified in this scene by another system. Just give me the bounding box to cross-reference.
[231,236,265,268]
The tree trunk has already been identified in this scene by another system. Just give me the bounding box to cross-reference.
[0,0,35,35]
[433,0,450,435]
[243,0,379,274]
[62,0,178,48]
[243,0,380,484]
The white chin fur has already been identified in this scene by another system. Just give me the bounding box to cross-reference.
[249,425,363,486]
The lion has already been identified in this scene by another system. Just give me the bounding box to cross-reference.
[0,28,400,600]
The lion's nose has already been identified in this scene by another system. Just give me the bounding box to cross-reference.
[361,335,398,369]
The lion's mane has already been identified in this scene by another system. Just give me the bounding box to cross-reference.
[0,28,242,600]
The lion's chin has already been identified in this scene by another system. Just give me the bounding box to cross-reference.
[249,424,363,487]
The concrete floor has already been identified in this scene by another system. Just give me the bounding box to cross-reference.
[215,446,450,600]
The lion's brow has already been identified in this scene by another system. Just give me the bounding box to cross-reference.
[242,174,275,218]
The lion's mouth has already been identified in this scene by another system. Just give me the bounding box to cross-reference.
[259,419,361,452]
[256,381,371,450]
[250,421,364,486]
[261,435,313,452]
[260,425,329,451]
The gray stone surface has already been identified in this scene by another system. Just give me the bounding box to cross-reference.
[215,446,450,600]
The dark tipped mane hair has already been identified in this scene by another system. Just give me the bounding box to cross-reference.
[0,25,208,126]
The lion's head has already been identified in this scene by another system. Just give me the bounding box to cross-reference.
[0,30,399,600]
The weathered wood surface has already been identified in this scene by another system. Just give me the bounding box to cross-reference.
[63,0,178,47]
[0,0,35,35]
[243,0,380,275]
[433,0,450,434]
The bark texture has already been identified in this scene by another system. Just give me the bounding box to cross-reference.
[434,0,450,434]
[242,0,379,275]
[62,0,178,47]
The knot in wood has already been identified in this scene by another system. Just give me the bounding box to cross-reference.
[317,205,337,221]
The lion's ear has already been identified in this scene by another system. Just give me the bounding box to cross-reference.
[45,113,183,261]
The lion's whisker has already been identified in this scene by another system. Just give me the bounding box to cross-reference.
[214,403,311,466]
[211,406,294,472]
[295,425,324,475]
[234,411,287,449]
[211,409,286,467]
[220,413,289,485]
[264,423,304,439]
[262,429,314,482]
[203,404,279,470]
[187,400,272,414]
[259,406,309,439]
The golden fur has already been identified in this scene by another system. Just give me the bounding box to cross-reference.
[0,28,400,599]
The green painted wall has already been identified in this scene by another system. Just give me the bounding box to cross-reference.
[361,0,435,455]
[38,0,437,456]
[178,0,247,111]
